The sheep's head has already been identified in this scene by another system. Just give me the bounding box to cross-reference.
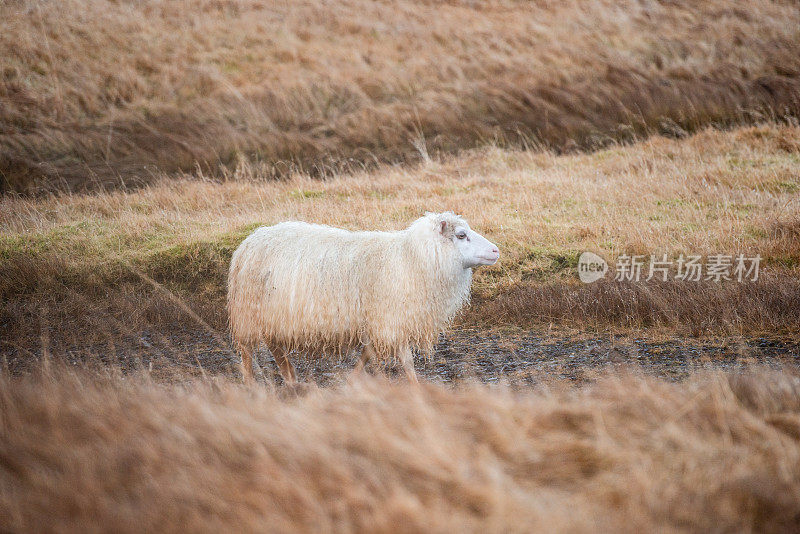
[435,213,499,268]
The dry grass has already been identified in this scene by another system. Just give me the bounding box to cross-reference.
[1,365,800,532]
[2,124,799,351]
[5,4,799,528]
[3,0,800,193]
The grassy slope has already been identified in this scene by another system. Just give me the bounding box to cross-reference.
[2,124,799,350]
[2,366,800,532]
[2,0,800,193]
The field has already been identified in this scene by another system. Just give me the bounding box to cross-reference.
[3,124,799,369]
[3,0,800,193]
[2,0,800,531]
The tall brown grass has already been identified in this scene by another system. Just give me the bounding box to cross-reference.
[479,276,800,337]
[1,366,799,532]
[2,0,800,193]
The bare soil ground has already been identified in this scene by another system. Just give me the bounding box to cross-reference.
[6,327,797,387]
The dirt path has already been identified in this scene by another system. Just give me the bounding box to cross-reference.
[5,327,798,386]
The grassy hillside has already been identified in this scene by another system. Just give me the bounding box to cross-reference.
[2,124,799,352]
[2,0,800,193]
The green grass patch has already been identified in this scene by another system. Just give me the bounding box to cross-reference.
[289,189,326,200]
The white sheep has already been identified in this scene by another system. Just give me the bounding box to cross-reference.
[227,212,499,384]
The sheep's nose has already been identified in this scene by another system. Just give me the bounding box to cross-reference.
[491,247,499,255]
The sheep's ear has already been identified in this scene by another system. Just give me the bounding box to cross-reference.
[439,220,448,235]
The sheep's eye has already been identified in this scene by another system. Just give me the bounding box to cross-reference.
[456,231,467,239]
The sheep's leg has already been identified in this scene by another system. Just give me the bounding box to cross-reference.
[353,343,377,376]
[398,345,418,384]
[237,342,256,384]
[269,344,297,385]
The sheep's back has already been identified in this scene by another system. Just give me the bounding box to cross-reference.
[227,223,394,348]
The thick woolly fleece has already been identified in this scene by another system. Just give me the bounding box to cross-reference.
[227,212,473,360]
